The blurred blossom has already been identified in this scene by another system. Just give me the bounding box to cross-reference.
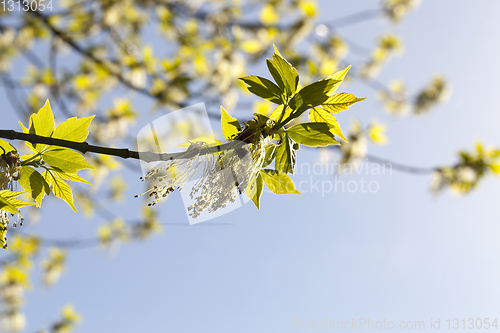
[414,75,450,114]
[383,0,421,23]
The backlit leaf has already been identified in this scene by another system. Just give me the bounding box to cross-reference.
[267,45,299,97]
[288,78,341,117]
[50,173,78,212]
[246,172,263,209]
[220,106,241,140]
[287,122,339,147]
[261,169,300,195]
[240,76,284,104]
[52,115,95,143]
[322,92,365,114]
[275,134,296,174]
[29,100,55,151]
[18,166,50,207]
[42,149,94,173]
[0,139,16,154]
[309,107,348,142]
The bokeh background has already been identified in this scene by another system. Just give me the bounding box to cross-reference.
[1,0,500,332]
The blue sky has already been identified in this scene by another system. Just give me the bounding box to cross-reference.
[2,1,500,332]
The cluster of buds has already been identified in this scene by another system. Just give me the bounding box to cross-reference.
[414,75,450,114]
[97,210,163,249]
[378,80,411,115]
[430,143,500,194]
[0,150,22,249]
[309,34,349,78]
[383,0,421,23]
[0,266,27,332]
[41,248,67,287]
[379,76,450,116]
[48,305,81,333]
[359,33,403,79]
[339,120,388,168]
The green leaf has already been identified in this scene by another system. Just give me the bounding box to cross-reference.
[266,45,299,97]
[287,122,339,147]
[18,121,29,134]
[50,170,92,185]
[52,115,95,143]
[41,170,52,186]
[220,106,241,140]
[18,122,38,154]
[269,104,292,123]
[309,107,348,142]
[0,190,35,215]
[288,78,341,118]
[29,99,55,151]
[18,166,50,207]
[0,197,20,215]
[0,139,16,154]
[49,173,78,212]
[239,76,284,104]
[322,92,366,114]
[275,134,296,174]
[261,169,300,195]
[263,144,277,167]
[246,172,263,209]
[326,65,351,81]
[42,148,94,173]
[0,190,35,208]
[324,65,351,95]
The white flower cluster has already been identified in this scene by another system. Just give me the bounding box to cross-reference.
[137,137,266,218]
[0,152,22,248]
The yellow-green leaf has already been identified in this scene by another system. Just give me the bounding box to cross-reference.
[51,170,92,185]
[246,172,263,209]
[322,92,366,114]
[0,191,35,209]
[324,65,351,95]
[0,195,20,215]
[42,148,94,173]
[0,190,35,214]
[263,144,277,168]
[52,115,95,143]
[309,107,348,142]
[41,170,52,186]
[0,139,17,154]
[267,45,299,97]
[18,121,29,134]
[288,78,341,117]
[220,106,241,140]
[269,104,293,123]
[18,166,50,207]
[287,122,339,147]
[275,134,296,174]
[18,121,38,153]
[50,174,78,212]
[489,164,500,174]
[29,100,55,151]
[261,169,300,195]
[239,76,284,104]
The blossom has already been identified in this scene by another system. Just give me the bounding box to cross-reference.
[136,135,266,218]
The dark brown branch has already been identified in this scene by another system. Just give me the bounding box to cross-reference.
[0,129,242,163]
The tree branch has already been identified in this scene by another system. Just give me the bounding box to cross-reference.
[0,129,244,163]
